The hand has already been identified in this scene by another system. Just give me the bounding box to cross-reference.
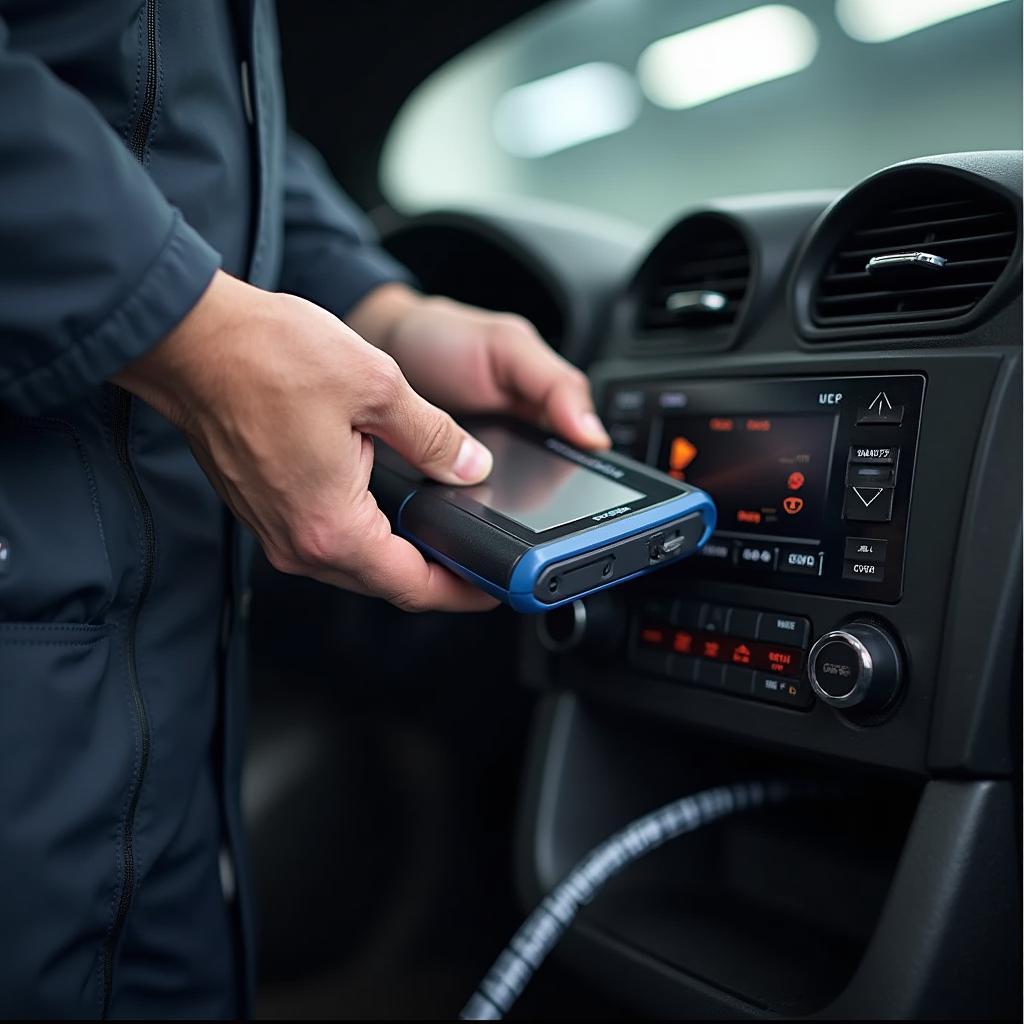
[113,271,499,613]
[348,284,612,450]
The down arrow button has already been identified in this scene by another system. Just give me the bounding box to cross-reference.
[843,485,894,522]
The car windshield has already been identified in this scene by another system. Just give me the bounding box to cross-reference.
[381,0,1023,228]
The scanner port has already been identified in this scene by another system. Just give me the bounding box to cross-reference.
[648,528,688,563]
[532,513,702,603]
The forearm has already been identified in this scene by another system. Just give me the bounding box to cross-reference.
[0,16,219,415]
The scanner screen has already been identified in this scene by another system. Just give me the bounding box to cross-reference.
[463,426,645,533]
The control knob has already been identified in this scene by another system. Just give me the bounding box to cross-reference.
[808,620,902,712]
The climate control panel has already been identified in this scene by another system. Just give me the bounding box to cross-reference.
[628,598,815,710]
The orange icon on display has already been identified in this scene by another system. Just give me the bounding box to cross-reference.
[783,496,804,515]
[668,436,698,479]
[703,640,721,659]
[787,471,805,491]
[732,644,751,665]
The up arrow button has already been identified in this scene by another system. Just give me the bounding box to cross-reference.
[856,392,904,425]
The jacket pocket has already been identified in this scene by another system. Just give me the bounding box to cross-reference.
[0,416,113,623]
[0,623,130,1016]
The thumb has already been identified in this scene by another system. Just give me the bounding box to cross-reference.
[361,363,493,485]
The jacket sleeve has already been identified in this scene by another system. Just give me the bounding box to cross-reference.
[0,17,221,416]
[278,132,414,321]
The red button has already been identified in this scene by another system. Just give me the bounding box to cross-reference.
[701,638,723,660]
[673,630,695,654]
[640,626,666,647]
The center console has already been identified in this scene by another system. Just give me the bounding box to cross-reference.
[599,372,923,719]
[513,153,1021,1020]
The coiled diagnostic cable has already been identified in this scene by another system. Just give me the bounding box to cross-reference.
[461,779,834,1020]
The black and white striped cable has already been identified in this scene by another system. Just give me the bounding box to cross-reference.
[460,779,830,1020]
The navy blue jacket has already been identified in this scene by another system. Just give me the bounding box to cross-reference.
[0,1,409,1016]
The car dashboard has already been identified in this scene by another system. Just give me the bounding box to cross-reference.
[379,150,1021,1018]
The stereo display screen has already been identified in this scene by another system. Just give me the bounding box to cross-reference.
[657,413,837,540]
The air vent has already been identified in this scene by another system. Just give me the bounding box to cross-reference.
[813,177,1017,328]
[638,215,751,333]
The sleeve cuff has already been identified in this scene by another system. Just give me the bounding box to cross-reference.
[281,242,417,324]
[0,212,221,415]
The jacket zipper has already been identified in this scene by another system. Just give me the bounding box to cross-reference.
[101,3,159,1015]
[127,0,158,163]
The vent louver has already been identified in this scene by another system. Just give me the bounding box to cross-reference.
[638,216,751,333]
[813,177,1017,328]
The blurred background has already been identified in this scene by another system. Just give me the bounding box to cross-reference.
[284,0,1022,232]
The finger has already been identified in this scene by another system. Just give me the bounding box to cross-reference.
[323,515,501,613]
[542,374,613,450]
[357,353,494,484]
[489,324,611,449]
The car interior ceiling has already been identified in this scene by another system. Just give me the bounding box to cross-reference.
[248,2,1023,1019]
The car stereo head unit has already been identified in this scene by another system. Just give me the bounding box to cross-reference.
[603,374,925,602]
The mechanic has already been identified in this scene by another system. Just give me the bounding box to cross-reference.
[0,1,611,1017]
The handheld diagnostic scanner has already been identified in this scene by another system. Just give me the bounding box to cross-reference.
[370,419,716,613]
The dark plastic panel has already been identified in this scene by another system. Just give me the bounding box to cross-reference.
[516,693,1019,1019]
[928,352,1022,775]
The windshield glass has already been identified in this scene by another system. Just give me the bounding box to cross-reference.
[381,0,1023,228]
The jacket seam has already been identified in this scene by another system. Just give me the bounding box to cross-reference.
[98,404,148,1018]
[0,638,109,647]
[125,416,154,896]
[0,622,111,632]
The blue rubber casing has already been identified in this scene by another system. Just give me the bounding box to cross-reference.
[398,487,716,612]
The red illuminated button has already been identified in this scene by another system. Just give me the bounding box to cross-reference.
[730,642,753,666]
[701,638,724,661]
[639,626,668,647]
[755,644,804,679]
[672,629,696,655]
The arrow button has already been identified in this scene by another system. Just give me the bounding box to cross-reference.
[856,397,904,426]
[853,486,883,506]
[843,485,894,522]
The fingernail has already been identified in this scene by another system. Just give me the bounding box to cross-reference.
[453,437,493,482]
[580,411,611,444]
